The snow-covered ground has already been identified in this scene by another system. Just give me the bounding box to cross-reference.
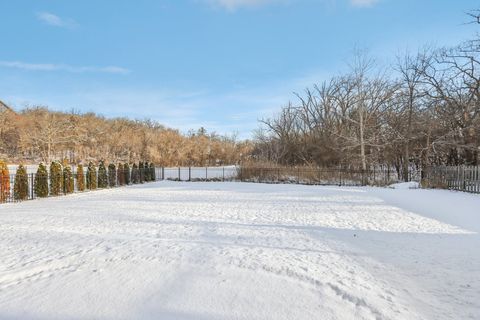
[0,182,478,320]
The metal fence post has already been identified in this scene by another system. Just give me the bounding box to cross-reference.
[30,173,34,199]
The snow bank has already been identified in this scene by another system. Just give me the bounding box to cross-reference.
[388,181,420,189]
[0,182,478,319]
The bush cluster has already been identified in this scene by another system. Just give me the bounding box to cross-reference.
[2,160,156,203]
[63,166,74,194]
[76,164,85,191]
[0,160,11,202]
[86,161,98,190]
[108,163,116,187]
[50,161,63,196]
[35,163,49,198]
[14,164,29,201]
[98,160,108,189]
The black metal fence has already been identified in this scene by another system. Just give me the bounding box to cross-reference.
[162,166,238,182]
[0,167,163,203]
[9,164,465,204]
[422,165,480,194]
[237,166,418,186]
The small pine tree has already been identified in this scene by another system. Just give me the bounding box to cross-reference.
[76,164,85,191]
[139,162,145,183]
[108,163,117,187]
[117,163,125,186]
[63,166,74,194]
[97,160,108,188]
[34,163,49,198]
[0,160,11,202]
[14,164,29,201]
[86,161,97,190]
[150,163,156,181]
[124,163,131,185]
[131,163,140,184]
[50,161,63,196]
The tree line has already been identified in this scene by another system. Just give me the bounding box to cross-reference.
[252,11,480,180]
[0,107,252,166]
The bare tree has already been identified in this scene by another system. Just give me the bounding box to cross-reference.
[395,49,431,180]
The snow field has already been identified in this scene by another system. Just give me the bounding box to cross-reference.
[0,182,479,319]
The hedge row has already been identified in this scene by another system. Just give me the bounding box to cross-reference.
[0,160,156,203]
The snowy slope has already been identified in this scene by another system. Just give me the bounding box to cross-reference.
[0,182,478,319]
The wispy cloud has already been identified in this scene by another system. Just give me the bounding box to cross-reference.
[206,0,380,10]
[350,0,380,8]
[36,11,78,28]
[206,0,281,11]
[0,61,130,75]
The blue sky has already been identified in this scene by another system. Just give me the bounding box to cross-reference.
[0,0,478,139]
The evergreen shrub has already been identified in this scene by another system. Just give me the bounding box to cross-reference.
[86,161,97,190]
[14,164,29,201]
[76,164,85,191]
[34,163,49,198]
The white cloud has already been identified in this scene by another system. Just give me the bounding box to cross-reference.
[206,0,380,10]
[0,61,130,75]
[206,0,280,11]
[350,0,380,8]
[36,11,78,28]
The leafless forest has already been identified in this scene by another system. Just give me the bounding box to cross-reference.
[252,11,480,179]
[0,105,252,166]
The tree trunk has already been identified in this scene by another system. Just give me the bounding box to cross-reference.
[403,91,414,182]
[359,108,367,171]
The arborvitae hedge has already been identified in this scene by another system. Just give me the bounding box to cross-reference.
[150,163,156,181]
[76,164,85,191]
[86,161,97,190]
[108,163,116,187]
[63,166,74,194]
[131,163,140,184]
[0,160,11,202]
[124,163,131,185]
[14,164,29,201]
[97,160,108,189]
[35,163,49,198]
[50,161,63,196]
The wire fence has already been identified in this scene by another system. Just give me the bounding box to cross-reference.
[162,166,238,182]
[6,164,477,203]
[237,166,418,186]
[0,166,241,204]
